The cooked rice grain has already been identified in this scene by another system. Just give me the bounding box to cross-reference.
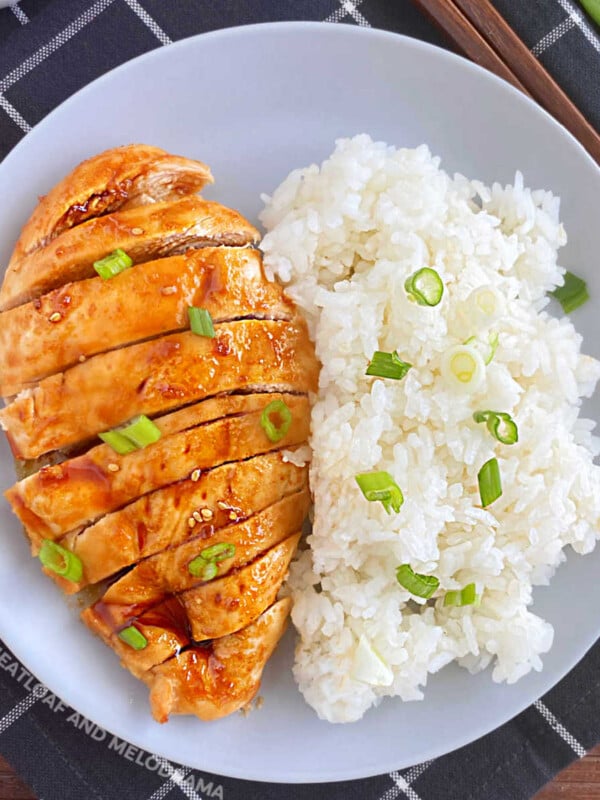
[260,135,600,723]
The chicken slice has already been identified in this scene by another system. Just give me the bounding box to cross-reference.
[81,533,299,679]
[82,595,191,679]
[7,393,310,540]
[146,598,291,722]
[53,453,308,593]
[0,196,259,311]
[0,248,294,396]
[87,534,299,677]
[0,318,317,459]
[181,532,300,641]
[83,491,308,626]
[8,144,213,267]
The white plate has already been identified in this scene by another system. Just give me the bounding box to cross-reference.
[0,21,599,784]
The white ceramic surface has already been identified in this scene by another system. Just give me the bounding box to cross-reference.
[0,22,599,783]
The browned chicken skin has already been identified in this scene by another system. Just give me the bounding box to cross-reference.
[0,248,294,396]
[0,147,317,722]
[7,144,213,269]
[0,195,259,311]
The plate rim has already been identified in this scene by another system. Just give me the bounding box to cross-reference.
[0,19,599,783]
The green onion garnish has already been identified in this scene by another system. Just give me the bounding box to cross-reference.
[99,414,161,454]
[395,564,439,598]
[463,332,498,365]
[199,542,236,563]
[443,583,478,607]
[260,399,293,443]
[93,249,133,280]
[188,307,215,337]
[485,332,499,365]
[355,471,404,515]
[119,415,162,448]
[188,557,219,581]
[366,350,412,380]
[38,539,83,583]
[117,625,148,651]
[580,0,600,28]
[550,271,589,314]
[404,268,444,306]
[478,457,502,507]
[473,410,518,445]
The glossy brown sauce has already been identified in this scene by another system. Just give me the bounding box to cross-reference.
[54,187,129,239]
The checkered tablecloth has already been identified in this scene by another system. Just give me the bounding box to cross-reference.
[0,2,599,800]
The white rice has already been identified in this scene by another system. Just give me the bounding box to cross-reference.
[260,134,600,723]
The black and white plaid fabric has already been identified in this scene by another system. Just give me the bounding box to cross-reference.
[0,2,599,799]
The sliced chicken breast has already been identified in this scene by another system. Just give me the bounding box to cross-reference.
[7,144,213,268]
[146,598,291,722]
[181,533,299,641]
[82,595,191,679]
[0,248,294,396]
[0,318,317,459]
[0,196,259,311]
[83,491,309,625]
[56,452,308,593]
[7,393,310,540]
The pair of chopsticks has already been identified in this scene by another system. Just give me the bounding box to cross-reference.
[411,0,600,165]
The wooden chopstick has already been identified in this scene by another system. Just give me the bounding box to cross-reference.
[411,0,600,165]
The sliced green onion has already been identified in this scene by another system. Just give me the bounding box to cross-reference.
[404,267,444,306]
[188,557,219,581]
[395,564,439,598]
[440,344,486,393]
[550,271,589,314]
[463,332,498,365]
[97,429,138,455]
[355,471,404,515]
[478,457,502,507]
[473,410,518,445]
[579,0,600,27]
[260,399,292,443]
[118,415,161,448]
[93,249,133,280]
[199,542,236,563]
[443,583,478,607]
[464,286,506,326]
[366,350,412,380]
[188,307,215,337]
[117,625,148,651]
[38,539,83,583]
[99,414,161,454]
[485,332,499,365]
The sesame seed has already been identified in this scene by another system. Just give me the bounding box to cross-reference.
[161,285,177,296]
[107,463,119,473]
[192,511,203,523]
[217,501,229,510]
[78,355,86,363]
[229,511,238,521]
[48,312,62,323]
[200,508,213,521]
[131,227,144,235]
[190,469,201,482]
[188,517,196,528]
